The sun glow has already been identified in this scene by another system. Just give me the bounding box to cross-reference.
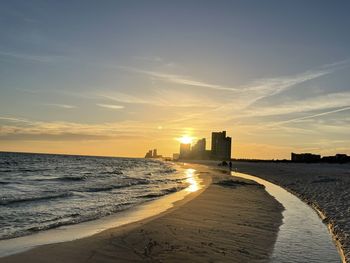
[178,135,194,144]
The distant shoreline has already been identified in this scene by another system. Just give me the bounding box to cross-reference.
[2,151,349,164]
[0,151,141,159]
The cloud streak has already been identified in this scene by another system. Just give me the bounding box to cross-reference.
[96,103,125,109]
[272,106,350,126]
[243,69,331,105]
[119,66,237,91]
[98,89,219,108]
[0,51,65,63]
[241,91,350,118]
[0,116,31,123]
[45,104,77,109]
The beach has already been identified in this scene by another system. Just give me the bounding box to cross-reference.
[228,161,350,263]
[0,164,283,263]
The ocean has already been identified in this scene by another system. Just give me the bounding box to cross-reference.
[0,152,188,240]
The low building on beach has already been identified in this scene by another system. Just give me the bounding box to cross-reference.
[291,152,350,163]
[291,153,321,163]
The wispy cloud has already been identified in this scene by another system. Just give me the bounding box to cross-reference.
[96,103,124,109]
[0,51,65,63]
[0,116,31,123]
[271,106,350,126]
[99,93,151,105]
[133,56,163,63]
[239,59,350,109]
[0,117,178,141]
[119,66,237,91]
[98,89,219,108]
[45,103,77,109]
[241,91,350,118]
[243,69,331,105]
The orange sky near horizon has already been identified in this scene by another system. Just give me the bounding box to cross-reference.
[0,128,344,160]
[1,2,350,159]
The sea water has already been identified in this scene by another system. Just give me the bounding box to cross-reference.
[0,152,187,240]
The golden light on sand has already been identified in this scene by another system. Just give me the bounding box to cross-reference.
[178,135,194,144]
[185,168,199,192]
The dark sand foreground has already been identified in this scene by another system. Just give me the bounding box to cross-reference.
[0,164,283,263]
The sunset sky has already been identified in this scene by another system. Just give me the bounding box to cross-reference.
[1,1,350,159]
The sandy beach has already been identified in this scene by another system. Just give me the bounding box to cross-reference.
[0,164,283,263]
[227,161,350,263]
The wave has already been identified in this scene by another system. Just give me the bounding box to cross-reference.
[83,179,150,193]
[0,192,73,206]
[138,186,184,199]
[0,154,185,242]
[18,168,41,172]
[0,169,13,173]
[157,168,177,174]
[57,176,87,181]
[22,175,88,182]
[0,202,135,240]
[100,170,123,175]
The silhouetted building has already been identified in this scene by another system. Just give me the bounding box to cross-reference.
[188,138,206,159]
[192,138,206,153]
[175,131,233,160]
[145,149,162,158]
[145,150,153,158]
[322,154,350,163]
[211,131,231,160]
[179,143,191,159]
[187,138,211,160]
[291,152,321,163]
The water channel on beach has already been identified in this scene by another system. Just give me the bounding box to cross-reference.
[232,172,341,263]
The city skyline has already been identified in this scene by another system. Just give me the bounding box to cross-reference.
[1,1,350,159]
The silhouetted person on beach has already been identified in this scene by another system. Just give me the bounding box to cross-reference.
[229,161,232,170]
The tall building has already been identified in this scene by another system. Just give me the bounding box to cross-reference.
[145,150,153,158]
[192,138,206,153]
[144,148,162,158]
[189,138,206,159]
[211,131,231,160]
[179,143,191,159]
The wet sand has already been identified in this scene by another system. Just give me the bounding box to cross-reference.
[0,164,283,263]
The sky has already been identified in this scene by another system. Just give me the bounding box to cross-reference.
[1,0,350,159]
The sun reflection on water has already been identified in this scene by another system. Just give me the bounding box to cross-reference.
[185,168,199,192]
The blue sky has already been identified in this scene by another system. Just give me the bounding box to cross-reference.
[1,0,350,158]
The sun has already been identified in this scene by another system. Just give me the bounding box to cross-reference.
[178,135,193,144]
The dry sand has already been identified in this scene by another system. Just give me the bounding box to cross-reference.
[0,164,283,263]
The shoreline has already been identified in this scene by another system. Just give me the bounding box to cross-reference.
[0,163,209,258]
[0,163,283,263]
